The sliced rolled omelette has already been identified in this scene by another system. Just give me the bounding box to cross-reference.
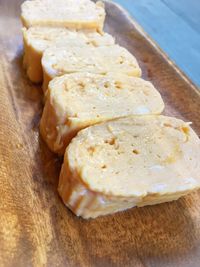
[22,27,115,83]
[42,44,142,92]
[21,0,105,31]
[40,72,164,154]
[58,115,200,219]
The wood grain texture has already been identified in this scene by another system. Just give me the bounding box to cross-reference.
[0,1,200,266]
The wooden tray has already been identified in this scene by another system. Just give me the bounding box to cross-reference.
[0,1,200,266]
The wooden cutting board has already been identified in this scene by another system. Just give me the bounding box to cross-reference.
[0,1,200,266]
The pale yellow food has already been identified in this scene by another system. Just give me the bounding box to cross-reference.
[42,44,142,92]
[40,72,164,154]
[22,27,115,83]
[58,115,200,219]
[21,0,105,31]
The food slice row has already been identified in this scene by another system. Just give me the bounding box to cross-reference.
[21,0,200,219]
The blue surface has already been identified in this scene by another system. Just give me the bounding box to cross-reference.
[113,0,200,87]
